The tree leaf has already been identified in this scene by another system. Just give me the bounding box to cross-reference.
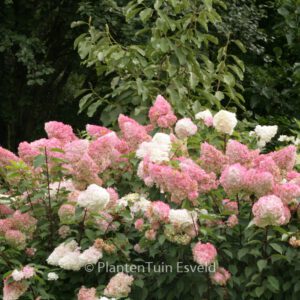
[233,39,247,53]
[270,243,283,254]
[257,259,267,272]
[140,8,153,23]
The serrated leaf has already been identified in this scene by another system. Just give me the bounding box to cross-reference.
[233,39,246,53]
[228,64,244,80]
[223,72,235,87]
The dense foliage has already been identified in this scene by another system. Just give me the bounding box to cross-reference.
[1,97,300,299]
[1,0,300,151]
[74,0,246,125]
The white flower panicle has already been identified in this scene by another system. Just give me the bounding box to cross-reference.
[254,125,278,148]
[169,209,197,228]
[47,240,79,266]
[136,133,171,163]
[175,118,197,139]
[58,251,82,271]
[11,270,24,281]
[47,240,102,271]
[195,109,212,120]
[213,110,237,135]
[77,184,110,210]
[79,246,103,265]
[47,272,59,281]
[278,135,300,145]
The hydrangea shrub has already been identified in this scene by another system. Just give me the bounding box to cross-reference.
[0,95,300,299]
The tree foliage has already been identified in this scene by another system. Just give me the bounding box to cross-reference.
[74,0,246,126]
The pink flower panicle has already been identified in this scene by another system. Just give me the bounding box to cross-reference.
[147,201,170,223]
[11,211,37,236]
[244,169,274,197]
[227,215,239,228]
[200,143,228,174]
[22,266,35,279]
[45,121,77,144]
[178,158,218,193]
[210,267,231,286]
[145,228,157,240]
[18,138,64,166]
[88,132,124,172]
[252,195,290,227]
[64,140,89,164]
[273,183,300,204]
[0,219,13,236]
[287,171,300,181]
[148,95,177,128]
[77,286,97,300]
[95,211,115,233]
[71,153,102,189]
[86,124,112,139]
[104,272,134,298]
[58,204,75,223]
[192,242,217,266]
[0,147,20,168]
[0,204,14,216]
[271,145,297,172]
[134,218,144,231]
[222,199,238,214]
[141,158,198,204]
[3,277,28,300]
[226,140,259,167]
[5,230,27,250]
[255,156,281,182]
[106,187,119,209]
[118,114,151,150]
[220,164,247,195]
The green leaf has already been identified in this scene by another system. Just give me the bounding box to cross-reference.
[159,38,170,53]
[223,72,236,87]
[254,286,265,298]
[135,279,144,288]
[70,21,86,28]
[270,243,283,254]
[238,248,248,260]
[277,7,289,17]
[87,100,102,117]
[215,91,224,101]
[203,0,212,10]
[230,55,245,72]
[189,72,199,90]
[257,259,267,272]
[267,276,280,291]
[79,93,93,113]
[233,39,246,53]
[228,65,244,80]
[158,235,166,245]
[154,0,163,10]
[140,8,153,23]
[33,155,45,168]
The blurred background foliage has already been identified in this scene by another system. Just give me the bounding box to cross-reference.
[0,0,300,151]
